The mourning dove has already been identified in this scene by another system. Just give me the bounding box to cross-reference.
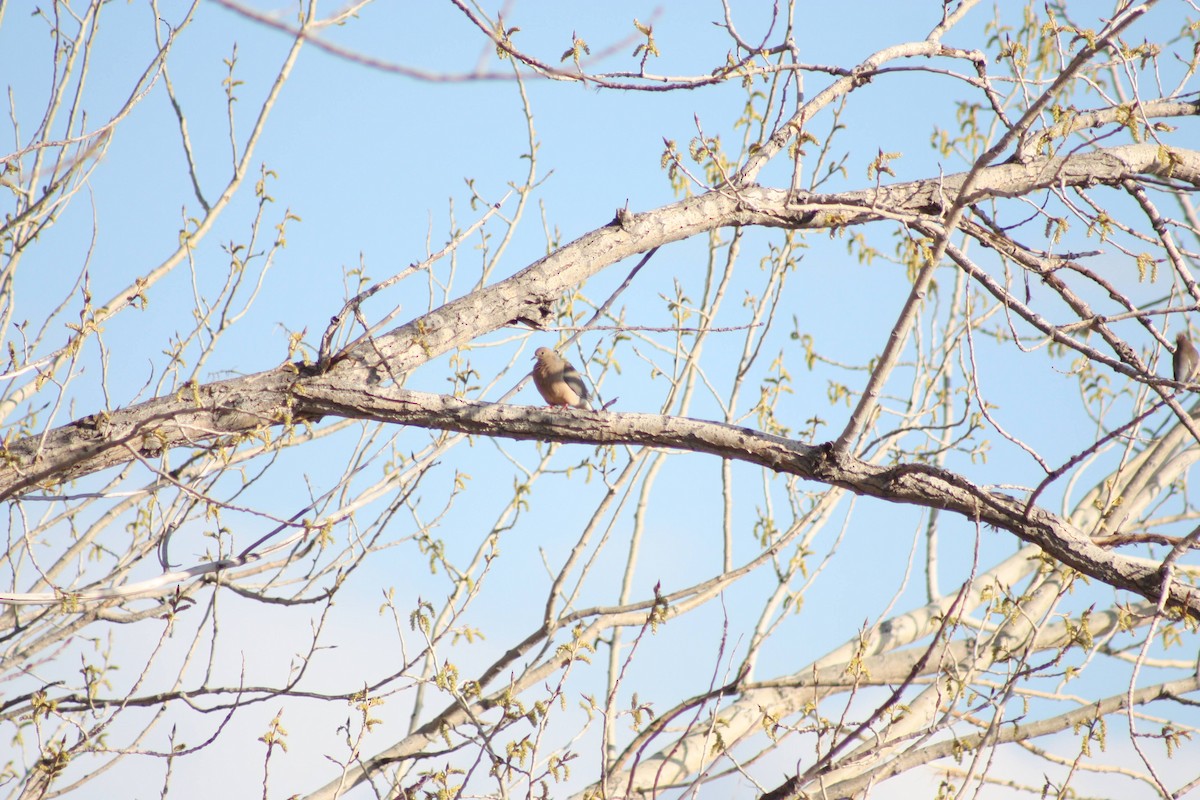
[532,347,591,409]
[1174,332,1199,386]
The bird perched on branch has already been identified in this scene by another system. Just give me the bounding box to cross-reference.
[1174,332,1199,386]
[532,347,591,409]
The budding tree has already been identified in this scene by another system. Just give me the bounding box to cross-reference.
[2,1,1199,799]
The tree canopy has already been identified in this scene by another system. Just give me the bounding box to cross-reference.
[2,2,1200,799]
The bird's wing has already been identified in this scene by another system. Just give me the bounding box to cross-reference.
[562,365,588,401]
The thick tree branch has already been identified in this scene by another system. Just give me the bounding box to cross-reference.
[293,384,1200,616]
[3,143,1196,503]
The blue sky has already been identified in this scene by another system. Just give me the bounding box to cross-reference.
[3,2,1200,798]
